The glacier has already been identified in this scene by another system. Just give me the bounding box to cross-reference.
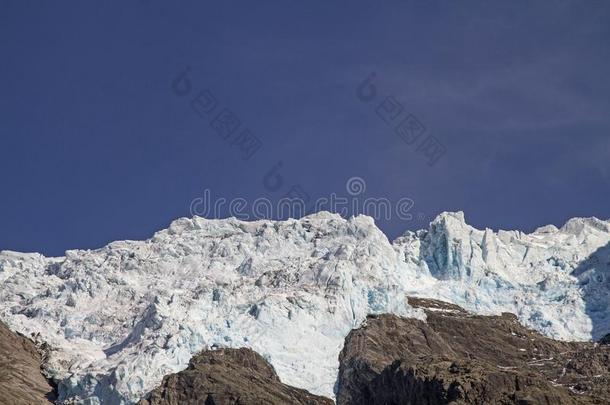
[0,211,609,404]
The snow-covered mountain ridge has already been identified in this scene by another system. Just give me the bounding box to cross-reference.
[1,211,609,404]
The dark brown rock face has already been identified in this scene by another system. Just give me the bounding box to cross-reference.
[138,347,333,405]
[0,321,56,405]
[336,297,610,405]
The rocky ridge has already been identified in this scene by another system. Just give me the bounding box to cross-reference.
[0,321,56,404]
[137,347,333,405]
[336,297,610,405]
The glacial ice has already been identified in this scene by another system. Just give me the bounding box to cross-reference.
[0,211,609,404]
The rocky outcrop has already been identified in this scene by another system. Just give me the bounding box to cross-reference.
[138,347,333,405]
[0,321,56,405]
[336,297,610,405]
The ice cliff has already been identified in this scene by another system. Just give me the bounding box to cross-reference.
[0,211,609,404]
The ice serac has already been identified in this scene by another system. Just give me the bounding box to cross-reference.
[0,211,610,404]
[0,213,421,404]
[396,211,610,341]
[418,211,487,280]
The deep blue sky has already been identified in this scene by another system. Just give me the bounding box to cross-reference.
[1,1,609,256]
